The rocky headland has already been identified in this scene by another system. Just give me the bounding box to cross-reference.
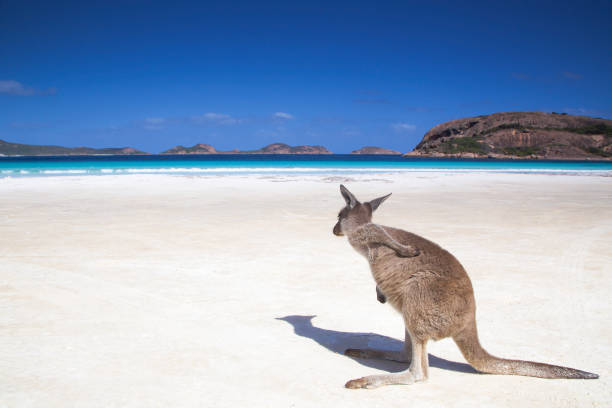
[404,112,612,160]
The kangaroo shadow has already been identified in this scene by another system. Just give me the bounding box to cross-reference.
[277,315,477,375]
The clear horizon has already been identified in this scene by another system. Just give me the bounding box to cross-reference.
[1,1,611,154]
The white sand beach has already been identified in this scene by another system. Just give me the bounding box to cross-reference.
[1,172,611,407]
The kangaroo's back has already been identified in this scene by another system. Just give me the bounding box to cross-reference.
[371,225,468,278]
[365,225,477,341]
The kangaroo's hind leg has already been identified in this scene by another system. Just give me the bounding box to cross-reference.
[345,332,428,389]
[345,329,412,363]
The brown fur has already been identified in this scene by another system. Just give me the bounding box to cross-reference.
[334,185,598,389]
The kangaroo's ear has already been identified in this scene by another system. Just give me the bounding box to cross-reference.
[368,193,391,212]
[340,184,359,209]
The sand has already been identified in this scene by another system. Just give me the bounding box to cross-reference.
[1,172,611,407]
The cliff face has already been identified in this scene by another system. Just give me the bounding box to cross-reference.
[405,112,612,160]
[0,139,148,156]
[351,146,401,154]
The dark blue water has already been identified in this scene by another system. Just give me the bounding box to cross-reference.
[1,154,612,177]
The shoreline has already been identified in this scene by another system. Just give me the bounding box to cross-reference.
[2,170,612,179]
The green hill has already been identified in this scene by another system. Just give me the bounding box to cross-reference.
[0,139,148,156]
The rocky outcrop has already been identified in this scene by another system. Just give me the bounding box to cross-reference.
[115,147,144,155]
[161,143,331,154]
[405,112,612,160]
[252,143,332,154]
[161,144,218,154]
[351,146,401,155]
[0,139,148,156]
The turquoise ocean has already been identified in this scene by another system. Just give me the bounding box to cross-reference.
[1,154,612,177]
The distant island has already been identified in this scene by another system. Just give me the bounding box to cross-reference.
[405,112,612,160]
[162,143,331,155]
[2,112,611,159]
[162,144,229,154]
[351,146,401,155]
[0,139,147,156]
[250,143,331,154]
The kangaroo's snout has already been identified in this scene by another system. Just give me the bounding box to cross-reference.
[333,222,344,236]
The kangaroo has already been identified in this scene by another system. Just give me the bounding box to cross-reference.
[333,184,598,389]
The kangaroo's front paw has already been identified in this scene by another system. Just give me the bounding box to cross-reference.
[398,247,419,257]
[345,377,370,389]
[376,286,386,303]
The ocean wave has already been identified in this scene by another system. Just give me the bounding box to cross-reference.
[2,166,612,177]
[40,169,89,174]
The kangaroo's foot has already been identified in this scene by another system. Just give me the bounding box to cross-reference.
[346,337,428,389]
[345,369,421,389]
[345,348,410,363]
[395,246,420,258]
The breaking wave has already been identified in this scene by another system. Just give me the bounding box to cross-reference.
[2,166,612,177]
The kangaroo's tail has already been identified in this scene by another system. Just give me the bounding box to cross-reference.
[453,320,598,379]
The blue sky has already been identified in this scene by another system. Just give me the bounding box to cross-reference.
[1,1,611,153]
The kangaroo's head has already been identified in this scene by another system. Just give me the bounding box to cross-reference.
[333,184,391,236]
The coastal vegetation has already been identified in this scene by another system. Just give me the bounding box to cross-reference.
[584,146,612,157]
[439,137,486,154]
